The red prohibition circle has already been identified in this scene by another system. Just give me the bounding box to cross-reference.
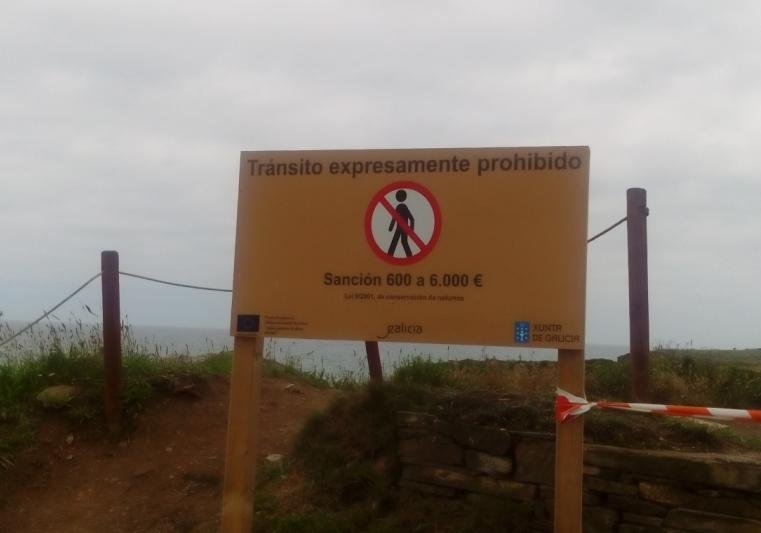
[364,180,442,266]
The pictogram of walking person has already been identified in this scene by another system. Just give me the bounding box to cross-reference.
[387,189,415,257]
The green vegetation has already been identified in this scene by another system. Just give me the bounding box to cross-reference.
[392,349,761,408]
[263,355,358,391]
[4,318,761,530]
[0,345,228,460]
[252,350,761,531]
[0,320,345,467]
[254,385,534,532]
[387,351,761,451]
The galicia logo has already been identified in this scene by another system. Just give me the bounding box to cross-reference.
[514,321,530,343]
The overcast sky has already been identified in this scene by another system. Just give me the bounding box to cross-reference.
[1,1,760,349]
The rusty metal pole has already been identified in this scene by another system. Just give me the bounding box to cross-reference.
[627,189,650,401]
[365,341,383,383]
[101,250,122,432]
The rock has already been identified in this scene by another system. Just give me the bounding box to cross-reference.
[584,476,638,497]
[36,385,78,408]
[585,444,761,492]
[606,495,668,517]
[431,418,456,437]
[618,524,662,533]
[403,462,537,501]
[513,438,555,485]
[475,477,537,501]
[399,435,463,466]
[583,465,602,476]
[638,481,761,520]
[465,450,513,476]
[266,454,284,464]
[664,508,761,532]
[398,479,457,497]
[65,434,74,445]
[582,506,619,533]
[397,411,436,429]
[402,464,476,492]
[637,482,689,507]
[621,513,664,527]
[284,383,302,394]
[171,377,201,397]
[451,424,511,455]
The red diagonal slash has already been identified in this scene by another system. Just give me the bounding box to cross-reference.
[379,196,427,251]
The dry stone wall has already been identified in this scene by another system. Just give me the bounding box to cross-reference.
[397,411,761,532]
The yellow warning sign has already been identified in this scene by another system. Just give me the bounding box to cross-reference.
[231,147,589,349]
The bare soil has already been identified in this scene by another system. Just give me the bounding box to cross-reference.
[0,375,337,533]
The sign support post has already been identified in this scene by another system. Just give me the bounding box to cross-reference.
[554,348,585,533]
[226,146,590,532]
[365,340,383,383]
[221,335,264,533]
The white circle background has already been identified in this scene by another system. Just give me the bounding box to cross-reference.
[369,187,436,258]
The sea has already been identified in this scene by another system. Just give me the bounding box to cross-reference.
[0,320,628,378]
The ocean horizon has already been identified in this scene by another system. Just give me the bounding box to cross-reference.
[1,320,630,377]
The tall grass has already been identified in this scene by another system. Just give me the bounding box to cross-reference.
[0,316,365,461]
[0,317,238,464]
[391,352,761,408]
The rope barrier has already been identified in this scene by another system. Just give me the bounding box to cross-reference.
[0,272,103,349]
[587,216,628,243]
[2,214,630,351]
[119,271,232,293]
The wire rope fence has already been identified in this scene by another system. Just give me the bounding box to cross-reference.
[1,213,634,351]
[1,189,649,428]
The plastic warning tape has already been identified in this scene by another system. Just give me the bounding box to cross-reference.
[555,388,761,423]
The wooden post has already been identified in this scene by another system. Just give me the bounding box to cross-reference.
[365,340,383,383]
[101,250,122,432]
[221,335,264,533]
[554,348,585,533]
[627,188,650,401]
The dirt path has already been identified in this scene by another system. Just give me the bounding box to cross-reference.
[0,376,337,533]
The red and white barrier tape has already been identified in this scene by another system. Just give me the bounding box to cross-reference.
[555,389,761,423]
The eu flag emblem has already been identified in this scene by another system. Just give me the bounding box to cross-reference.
[514,321,530,343]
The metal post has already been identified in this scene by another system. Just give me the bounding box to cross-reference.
[101,250,122,432]
[365,341,383,383]
[627,188,650,401]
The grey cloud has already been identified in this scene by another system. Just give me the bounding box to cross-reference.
[1,1,760,346]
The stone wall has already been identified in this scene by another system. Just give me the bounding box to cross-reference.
[397,411,761,532]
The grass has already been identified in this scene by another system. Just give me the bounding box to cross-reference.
[263,355,358,391]
[249,349,761,531]
[386,353,761,452]
[4,322,760,461]
[253,384,535,532]
[4,318,761,529]
[0,319,350,467]
[391,350,761,409]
